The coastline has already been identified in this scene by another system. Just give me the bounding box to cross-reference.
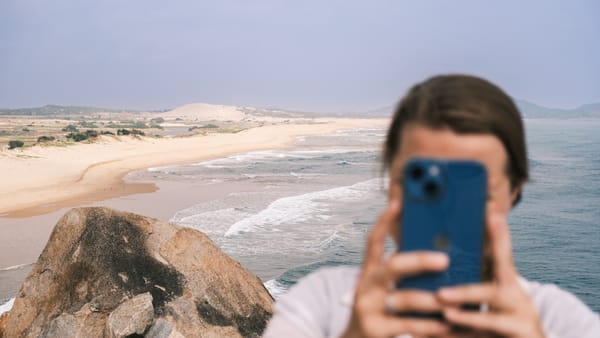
[0,117,388,303]
[0,118,388,217]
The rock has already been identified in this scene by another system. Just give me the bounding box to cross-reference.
[107,292,154,338]
[0,313,8,337]
[3,207,273,337]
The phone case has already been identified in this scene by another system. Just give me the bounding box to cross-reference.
[397,157,487,292]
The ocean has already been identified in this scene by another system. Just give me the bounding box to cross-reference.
[139,118,600,310]
[1,118,598,315]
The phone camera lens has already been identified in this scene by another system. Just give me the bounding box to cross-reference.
[411,166,425,180]
[424,181,439,197]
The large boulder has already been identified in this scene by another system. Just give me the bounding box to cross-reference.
[1,207,273,337]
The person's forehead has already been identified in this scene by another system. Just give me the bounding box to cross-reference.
[394,124,508,181]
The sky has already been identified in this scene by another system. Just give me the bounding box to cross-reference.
[0,0,599,113]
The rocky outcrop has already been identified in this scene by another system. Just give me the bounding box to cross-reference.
[1,207,273,337]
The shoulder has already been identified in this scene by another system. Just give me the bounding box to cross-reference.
[520,278,600,338]
[263,266,360,338]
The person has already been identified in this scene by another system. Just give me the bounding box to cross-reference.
[263,75,600,338]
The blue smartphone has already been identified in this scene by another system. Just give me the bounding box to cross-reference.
[396,157,487,292]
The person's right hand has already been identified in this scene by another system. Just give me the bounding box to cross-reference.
[341,199,451,338]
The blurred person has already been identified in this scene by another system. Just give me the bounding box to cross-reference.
[263,75,600,338]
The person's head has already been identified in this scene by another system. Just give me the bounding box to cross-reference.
[384,74,528,218]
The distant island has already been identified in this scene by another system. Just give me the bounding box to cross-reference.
[349,100,600,119]
[514,100,600,119]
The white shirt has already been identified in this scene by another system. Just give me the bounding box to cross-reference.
[263,266,600,338]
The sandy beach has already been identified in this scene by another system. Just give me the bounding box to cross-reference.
[0,118,386,217]
[0,117,388,302]
[0,117,387,257]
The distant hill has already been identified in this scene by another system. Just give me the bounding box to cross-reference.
[0,105,141,116]
[355,100,600,119]
[515,100,600,118]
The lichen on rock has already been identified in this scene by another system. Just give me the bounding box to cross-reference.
[2,207,273,338]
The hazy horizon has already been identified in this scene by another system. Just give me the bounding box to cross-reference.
[1,1,599,113]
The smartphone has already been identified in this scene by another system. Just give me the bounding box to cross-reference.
[396,157,487,293]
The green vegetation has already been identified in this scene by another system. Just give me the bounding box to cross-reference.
[22,127,31,132]
[189,124,219,132]
[117,129,145,136]
[79,120,98,128]
[107,121,149,129]
[66,130,99,142]
[100,130,115,135]
[62,124,79,132]
[150,117,165,124]
[8,140,24,149]
[37,136,56,143]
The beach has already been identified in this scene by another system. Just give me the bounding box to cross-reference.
[1,117,599,315]
[0,117,387,291]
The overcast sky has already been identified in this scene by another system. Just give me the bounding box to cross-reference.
[1,0,599,112]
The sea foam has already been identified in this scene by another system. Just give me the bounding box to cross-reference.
[224,179,379,237]
[0,297,14,315]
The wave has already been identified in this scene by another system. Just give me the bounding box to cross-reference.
[193,148,378,169]
[147,165,175,173]
[0,263,33,271]
[319,230,342,249]
[224,179,379,237]
[0,297,15,315]
[263,279,288,299]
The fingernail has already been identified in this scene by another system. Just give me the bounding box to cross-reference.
[432,252,450,265]
[438,288,454,299]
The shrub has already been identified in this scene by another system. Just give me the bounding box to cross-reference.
[66,133,88,142]
[8,140,24,149]
[22,127,30,132]
[117,128,145,136]
[84,130,98,138]
[62,124,78,132]
[150,117,165,124]
[100,130,114,135]
[79,121,98,128]
[37,136,56,143]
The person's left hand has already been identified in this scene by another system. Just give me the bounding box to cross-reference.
[436,215,546,338]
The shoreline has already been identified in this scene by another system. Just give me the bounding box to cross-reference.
[0,118,388,266]
[0,118,388,302]
[0,118,388,218]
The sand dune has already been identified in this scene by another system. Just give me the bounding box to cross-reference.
[160,102,247,121]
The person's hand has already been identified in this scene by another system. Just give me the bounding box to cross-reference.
[437,215,545,338]
[341,200,451,338]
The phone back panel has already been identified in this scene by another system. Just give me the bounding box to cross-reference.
[397,158,487,292]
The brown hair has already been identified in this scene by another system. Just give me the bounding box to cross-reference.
[383,74,528,205]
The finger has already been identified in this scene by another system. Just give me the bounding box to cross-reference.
[367,316,449,337]
[387,290,444,312]
[444,307,515,335]
[386,251,449,280]
[487,214,517,284]
[364,199,401,267]
[438,283,496,305]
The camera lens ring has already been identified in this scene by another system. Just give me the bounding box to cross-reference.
[423,180,439,198]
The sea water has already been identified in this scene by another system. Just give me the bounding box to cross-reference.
[1,119,598,315]
[161,121,599,311]
[159,119,600,312]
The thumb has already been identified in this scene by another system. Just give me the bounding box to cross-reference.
[488,214,518,285]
